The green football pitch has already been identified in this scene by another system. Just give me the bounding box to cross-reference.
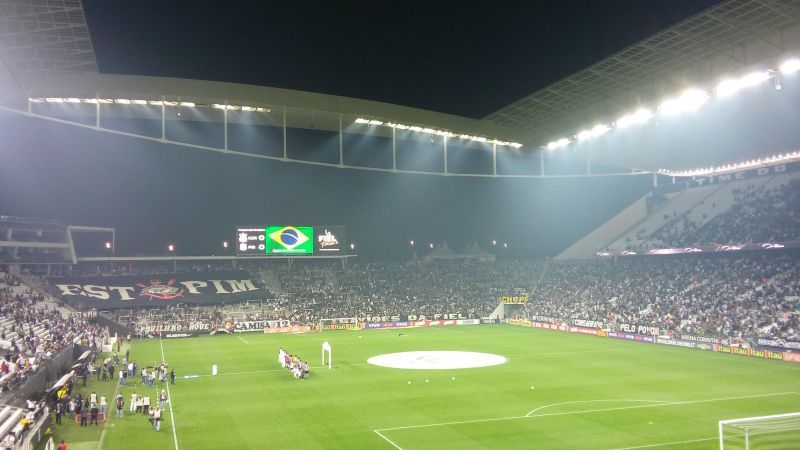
[47,325,800,450]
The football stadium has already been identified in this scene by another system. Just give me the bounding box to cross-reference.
[2,1,800,449]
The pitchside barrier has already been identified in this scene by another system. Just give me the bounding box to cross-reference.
[506,319,800,364]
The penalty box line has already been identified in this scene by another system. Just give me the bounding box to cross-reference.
[373,391,800,448]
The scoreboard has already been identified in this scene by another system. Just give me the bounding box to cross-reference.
[236,226,347,256]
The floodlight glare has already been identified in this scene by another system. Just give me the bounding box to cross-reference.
[354,118,370,124]
[131,99,148,105]
[659,89,708,115]
[64,98,81,103]
[780,58,800,74]
[591,124,610,137]
[739,71,771,87]
[179,102,196,107]
[114,99,131,104]
[45,98,64,103]
[576,130,593,140]
[546,138,571,149]
[716,79,741,97]
[616,108,652,128]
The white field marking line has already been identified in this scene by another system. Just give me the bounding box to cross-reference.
[526,399,674,417]
[97,344,126,450]
[374,430,404,450]
[609,436,718,450]
[160,337,180,450]
[375,391,799,433]
[237,336,249,344]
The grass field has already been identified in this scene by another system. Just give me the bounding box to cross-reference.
[45,325,800,450]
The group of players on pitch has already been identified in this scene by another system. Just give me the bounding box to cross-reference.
[278,348,310,380]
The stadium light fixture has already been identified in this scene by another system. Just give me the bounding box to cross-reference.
[354,118,522,148]
[546,138,571,150]
[658,89,709,116]
[780,58,800,75]
[45,98,64,103]
[64,98,81,103]
[179,102,196,108]
[104,242,112,250]
[409,240,415,246]
[739,71,771,87]
[656,150,800,177]
[591,124,610,137]
[222,241,229,249]
[616,108,652,128]
[716,79,741,97]
[168,244,175,253]
[114,99,131,104]
[349,243,355,250]
[576,129,593,141]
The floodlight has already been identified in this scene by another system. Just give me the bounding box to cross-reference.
[131,99,148,105]
[716,79,740,97]
[409,126,423,132]
[659,89,708,115]
[45,98,64,103]
[739,71,771,87]
[64,98,81,103]
[354,118,370,124]
[114,99,131,104]
[179,102,196,107]
[576,130,592,140]
[616,108,652,128]
[368,120,383,125]
[591,124,610,137]
[780,58,800,74]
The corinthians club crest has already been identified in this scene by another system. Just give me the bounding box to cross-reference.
[137,279,186,301]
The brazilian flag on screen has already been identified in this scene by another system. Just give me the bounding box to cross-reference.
[264,226,314,254]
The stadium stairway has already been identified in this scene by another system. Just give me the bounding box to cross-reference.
[260,269,285,295]
[556,193,651,259]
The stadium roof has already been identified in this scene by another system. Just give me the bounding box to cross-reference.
[0,0,97,93]
[485,0,800,144]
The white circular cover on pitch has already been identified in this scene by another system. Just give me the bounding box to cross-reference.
[367,351,507,370]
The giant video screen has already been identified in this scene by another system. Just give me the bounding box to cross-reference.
[236,226,346,256]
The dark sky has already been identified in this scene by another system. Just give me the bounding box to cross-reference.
[82,0,722,119]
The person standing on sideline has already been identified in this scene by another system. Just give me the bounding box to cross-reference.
[142,395,150,415]
[129,392,137,413]
[99,395,107,415]
[115,394,124,419]
[55,402,62,425]
[159,390,167,409]
[89,403,99,426]
[170,369,175,385]
[79,401,88,427]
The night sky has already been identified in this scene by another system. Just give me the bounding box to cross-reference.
[82,0,722,118]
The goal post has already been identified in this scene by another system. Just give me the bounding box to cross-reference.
[322,341,332,369]
[719,412,800,449]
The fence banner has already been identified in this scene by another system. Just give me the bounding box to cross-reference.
[50,271,263,310]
